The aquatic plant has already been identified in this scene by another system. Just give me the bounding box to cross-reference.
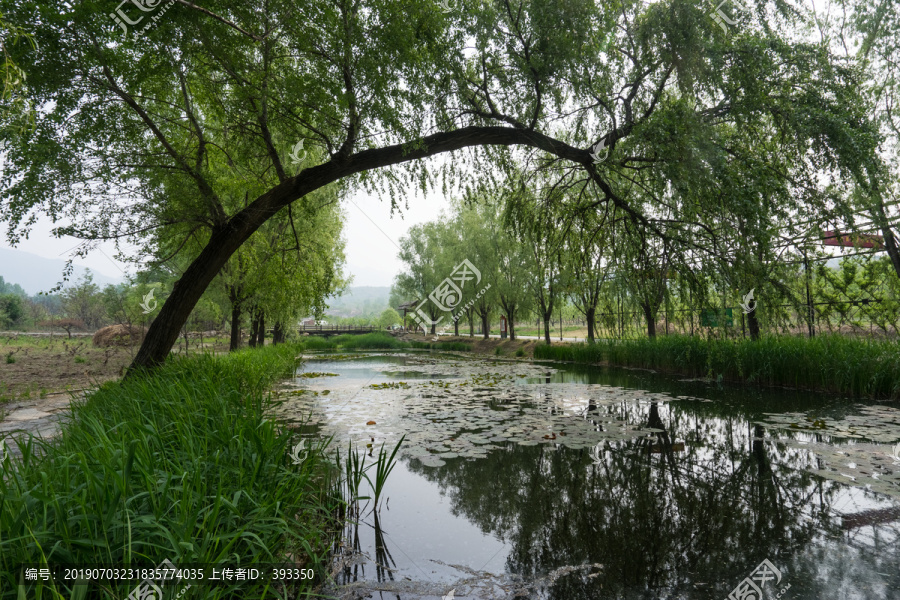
[534,334,900,398]
[335,436,404,511]
[0,344,338,599]
[368,381,410,389]
[370,436,404,509]
[338,443,369,504]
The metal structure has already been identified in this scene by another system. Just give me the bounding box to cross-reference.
[299,324,379,337]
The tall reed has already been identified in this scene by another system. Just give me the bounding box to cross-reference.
[533,334,900,398]
[334,437,404,513]
[0,344,340,599]
[370,436,404,509]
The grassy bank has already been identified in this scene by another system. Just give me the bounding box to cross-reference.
[534,334,900,398]
[0,344,337,599]
[299,331,471,352]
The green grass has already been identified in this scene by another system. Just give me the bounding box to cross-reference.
[330,332,407,350]
[297,331,471,353]
[298,336,338,351]
[0,343,340,599]
[533,334,900,398]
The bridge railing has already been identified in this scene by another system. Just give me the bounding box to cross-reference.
[297,324,380,332]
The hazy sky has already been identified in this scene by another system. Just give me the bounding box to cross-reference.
[339,187,451,287]
[0,184,451,289]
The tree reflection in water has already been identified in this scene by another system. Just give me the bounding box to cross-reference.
[309,357,900,599]
[402,396,899,599]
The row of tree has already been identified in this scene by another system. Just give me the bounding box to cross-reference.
[3,0,900,370]
[0,223,351,349]
[392,175,900,342]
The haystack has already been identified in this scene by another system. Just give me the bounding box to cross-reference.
[92,324,147,347]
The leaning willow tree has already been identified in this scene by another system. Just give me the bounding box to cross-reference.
[0,0,884,370]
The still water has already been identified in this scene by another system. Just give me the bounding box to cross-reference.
[277,351,900,600]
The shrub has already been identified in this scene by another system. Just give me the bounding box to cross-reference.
[332,332,406,350]
[38,318,86,339]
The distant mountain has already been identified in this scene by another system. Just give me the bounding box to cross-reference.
[0,247,123,295]
[325,286,391,317]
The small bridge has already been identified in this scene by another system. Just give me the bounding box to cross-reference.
[298,324,380,337]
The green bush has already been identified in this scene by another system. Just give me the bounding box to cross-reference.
[534,334,900,398]
[0,344,338,599]
[297,332,471,353]
[331,332,406,349]
[299,335,338,350]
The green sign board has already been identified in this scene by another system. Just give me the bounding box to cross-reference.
[700,308,734,327]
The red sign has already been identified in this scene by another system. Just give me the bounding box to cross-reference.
[822,230,884,249]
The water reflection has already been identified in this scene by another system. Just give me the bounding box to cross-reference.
[289,353,900,599]
[404,398,898,598]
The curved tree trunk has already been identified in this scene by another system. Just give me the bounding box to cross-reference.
[543,314,552,344]
[871,199,900,280]
[127,126,599,375]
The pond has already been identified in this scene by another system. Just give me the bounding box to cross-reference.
[275,351,900,600]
